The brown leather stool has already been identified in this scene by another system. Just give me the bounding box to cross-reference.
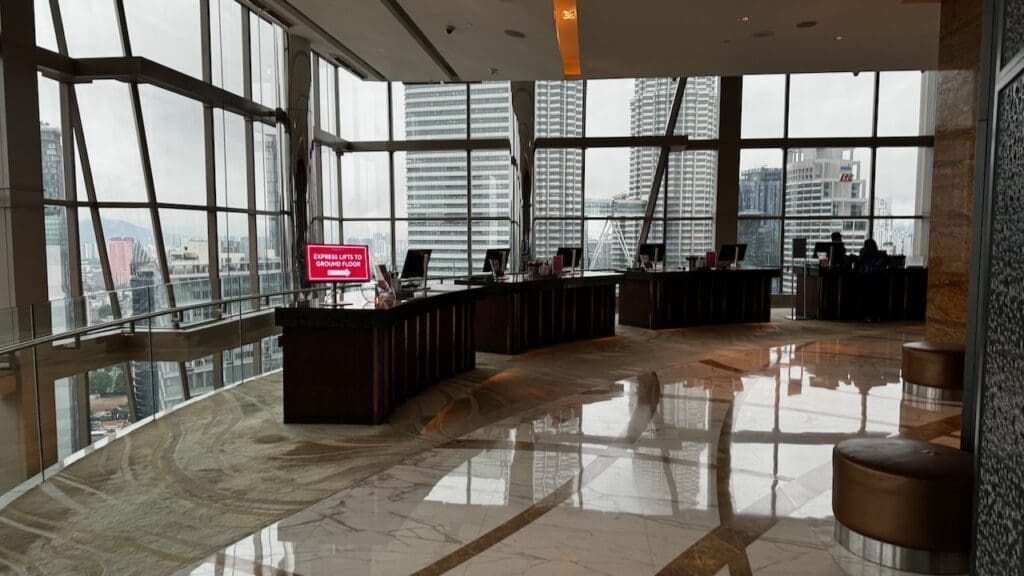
[833,438,973,574]
[902,341,965,401]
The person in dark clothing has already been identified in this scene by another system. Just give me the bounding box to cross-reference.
[856,238,888,320]
[828,231,849,268]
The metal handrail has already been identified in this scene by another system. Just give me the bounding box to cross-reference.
[0,285,329,357]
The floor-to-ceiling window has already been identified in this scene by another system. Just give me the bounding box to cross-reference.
[738,72,935,293]
[311,62,520,278]
[532,77,720,270]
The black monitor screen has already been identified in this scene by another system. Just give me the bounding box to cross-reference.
[813,241,838,255]
[482,248,510,273]
[401,249,432,279]
[555,247,583,268]
[638,243,666,264]
[718,243,747,263]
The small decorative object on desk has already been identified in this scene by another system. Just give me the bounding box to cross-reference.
[705,251,717,269]
[538,261,551,277]
[552,255,564,277]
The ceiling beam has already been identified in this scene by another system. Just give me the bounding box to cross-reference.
[379,0,460,82]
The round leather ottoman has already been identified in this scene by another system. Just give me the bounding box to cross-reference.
[902,341,965,401]
[833,438,973,574]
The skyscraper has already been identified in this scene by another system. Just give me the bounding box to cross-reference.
[403,83,513,276]
[533,81,583,260]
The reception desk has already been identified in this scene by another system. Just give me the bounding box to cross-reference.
[455,272,620,354]
[618,267,779,329]
[275,286,482,424]
[794,265,927,321]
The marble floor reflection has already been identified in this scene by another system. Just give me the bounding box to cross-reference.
[181,336,960,576]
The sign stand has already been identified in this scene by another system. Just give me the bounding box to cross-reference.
[787,238,809,320]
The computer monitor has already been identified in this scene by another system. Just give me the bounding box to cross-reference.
[482,248,510,275]
[717,243,747,265]
[556,247,583,269]
[813,241,838,255]
[638,243,666,264]
[401,249,432,280]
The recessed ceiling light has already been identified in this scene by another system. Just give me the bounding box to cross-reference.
[737,16,750,23]
[796,20,817,28]
[835,35,844,40]
[504,29,526,39]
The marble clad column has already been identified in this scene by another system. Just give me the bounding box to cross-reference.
[925,0,984,343]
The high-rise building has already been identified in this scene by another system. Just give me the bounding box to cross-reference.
[107,237,135,288]
[403,83,513,276]
[533,81,583,260]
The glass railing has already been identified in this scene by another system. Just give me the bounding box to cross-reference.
[0,274,328,508]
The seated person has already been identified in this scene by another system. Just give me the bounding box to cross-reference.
[856,238,887,274]
[828,231,849,268]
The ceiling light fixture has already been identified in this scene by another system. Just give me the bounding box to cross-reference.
[504,29,527,39]
[835,35,844,40]
[796,20,817,28]
[552,0,581,79]
[738,16,750,23]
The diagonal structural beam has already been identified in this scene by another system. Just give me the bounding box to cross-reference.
[634,78,688,266]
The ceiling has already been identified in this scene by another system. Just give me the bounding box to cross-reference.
[265,0,941,81]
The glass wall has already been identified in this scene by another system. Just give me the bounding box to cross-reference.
[533,78,720,270]
[34,0,290,427]
[312,61,519,278]
[739,71,935,293]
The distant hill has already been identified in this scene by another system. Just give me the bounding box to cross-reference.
[78,217,155,247]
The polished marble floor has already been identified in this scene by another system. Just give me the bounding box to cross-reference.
[178,334,961,576]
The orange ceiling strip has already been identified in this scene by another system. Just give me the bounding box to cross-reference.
[552,0,581,79]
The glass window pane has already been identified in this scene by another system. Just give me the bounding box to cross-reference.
[674,77,721,139]
[400,151,465,218]
[39,75,65,200]
[342,151,390,218]
[317,57,336,133]
[224,344,254,385]
[738,219,781,270]
[213,109,247,209]
[536,80,583,137]
[783,219,869,292]
[396,220,468,277]
[395,83,467,140]
[585,79,634,137]
[88,365,132,440]
[250,16,279,108]
[785,148,872,218]
[59,0,122,58]
[471,150,511,218]
[875,147,933,217]
[585,148,647,218]
[874,218,929,266]
[78,207,104,295]
[98,208,156,292]
[76,82,147,202]
[470,82,511,139]
[471,220,510,269]
[320,148,339,218]
[668,151,717,218]
[45,207,71,309]
[739,149,783,216]
[256,214,285,292]
[124,0,202,79]
[878,71,936,137]
[742,75,785,138]
[666,220,714,269]
[322,220,340,244]
[788,73,875,137]
[254,123,283,212]
[343,220,392,269]
[185,355,215,396]
[218,212,250,282]
[140,85,205,205]
[534,148,582,217]
[210,0,244,96]
[339,68,388,140]
[533,219,581,260]
[35,0,58,51]
[586,218,640,270]
[161,208,209,285]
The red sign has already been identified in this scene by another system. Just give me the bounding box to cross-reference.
[305,244,370,283]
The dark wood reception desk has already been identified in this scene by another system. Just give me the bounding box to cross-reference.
[794,265,927,321]
[618,267,779,329]
[455,272,620,355]
[275,286,482,424]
